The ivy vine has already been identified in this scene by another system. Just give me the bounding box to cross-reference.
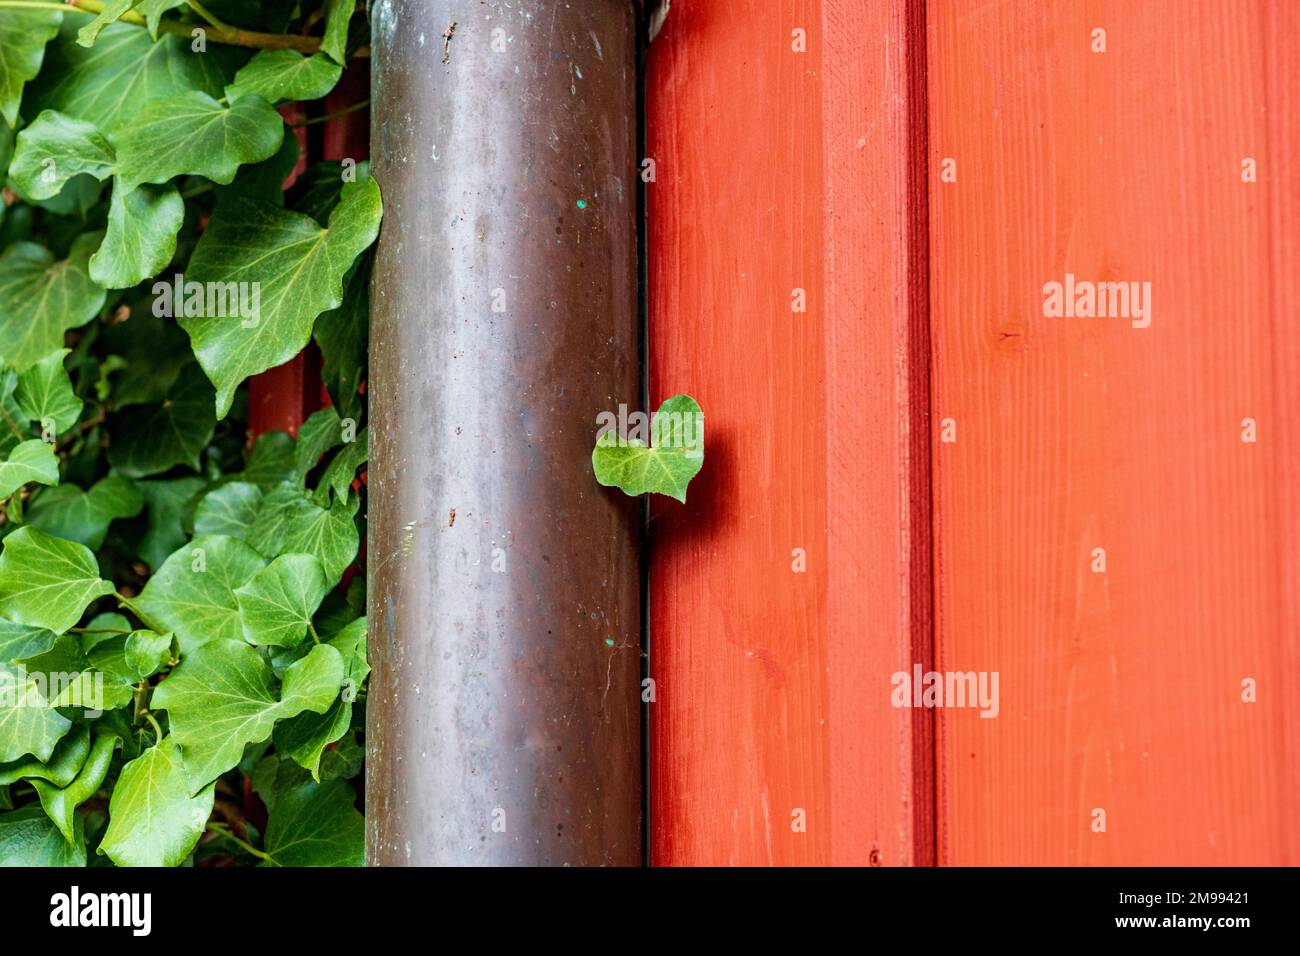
[0,1,378,866]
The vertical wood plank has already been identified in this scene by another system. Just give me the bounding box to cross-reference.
[928,0,1300,865]
[647,0,930,866]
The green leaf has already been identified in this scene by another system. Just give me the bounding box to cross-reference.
[226,50,342,104]
[321,0,358,64]
[0,617,57,664]
[275,617,365,779]
[249,483,359,580]
[9,110,115,201]
[294,406,343,482]
[123,628,171,679]
[134,534,265,653]
[0,372,29,458]
[0,723,87,787]
[134,476,206,570]
[592,394,706,503]
[77,0,145,48]
[99,736,215,867]
[241,431,295,489]
[312,252,368,420]
[151,640,343,792]
[137,0,184,38]
[235,553,330,648]
[313,428,367,504]
[0,661,72,763]
[192,480,262,540]
[0,804,84,866]
[32,731,117,844]
[182,177,383,418]
[0,527,114,633]
[89,180,185,289]
[107,363,217,478]
[15,348,83,435]
[262,778,363,866]
[0,10,62,128]
[111,90,284,190]
[0,440,58,499]
[29,25,229,135]
[27,476,144,549]
[0,235,107,372]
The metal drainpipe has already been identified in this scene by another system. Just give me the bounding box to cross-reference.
[367,0,643,865]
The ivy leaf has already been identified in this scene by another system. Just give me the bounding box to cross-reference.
[274,617,365,778]
[152,640,343,792]
[226,50,342,104]
[134,534,266,653]
[249,483,359,580]
[183,177,383,418]
[0,372,29,458]
[240,431,296,489]
[0,527,114,633]
[107,363,217,478]
[235,553,330,648]
[313,428,367,504]
[0,617,57,664]
[111,90,284,190]
[134,476,206,570]
[321,0,358,64]
[15,348,83,434]
[89,180,185,289]
[136,0,184,39]
[0,440,59,499]
[592,394,706,503]
[29,25,229,135]
[312,253,368,421]
[27,475,144,550]
[32,731,117,845]
[0,10,62,128]
[0,235,107,372]
[123,629,171,680]
[0,804,85,866]
[77,1,145,48]
[9,110,115,201]
[193,481,262,539]
[294,406,343,482]
[0,661,72,763]
[262,778,363,866]
[0,723,87,787]
[99,736,215,867]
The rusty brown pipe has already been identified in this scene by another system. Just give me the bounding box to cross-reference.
[366,0,642,865]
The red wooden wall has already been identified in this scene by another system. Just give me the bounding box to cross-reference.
[648,0,1298,865]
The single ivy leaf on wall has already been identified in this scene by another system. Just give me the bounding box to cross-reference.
[9,110,115,201]
[592,394,705,503]
[0,527,114,634]
[226,50,343,104]
[0,10,62,128]
[0,235,107,372]
[151,639,344,792]
[134,534,266,653]
[183,177,383,418]
[99,736,215,867]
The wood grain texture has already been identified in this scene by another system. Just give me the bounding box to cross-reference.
[647,0,930,866]
[928,0,1300,865]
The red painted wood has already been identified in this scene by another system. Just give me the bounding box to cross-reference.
[647,0,930,866]
[928,0,1300,864]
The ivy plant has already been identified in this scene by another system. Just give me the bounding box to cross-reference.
[0,0,375,866]
[592,394,705,503]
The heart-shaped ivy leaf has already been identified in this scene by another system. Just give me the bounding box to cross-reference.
[592,394,705,503]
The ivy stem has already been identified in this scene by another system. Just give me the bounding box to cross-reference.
[0,2,71,10]
[70,625,132,635]
[182,0,229,32]
[143,710,164,742]
[114,590,167,635]
[290,99,371,128]
[206,822,271,861]
[308,621,321,645]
